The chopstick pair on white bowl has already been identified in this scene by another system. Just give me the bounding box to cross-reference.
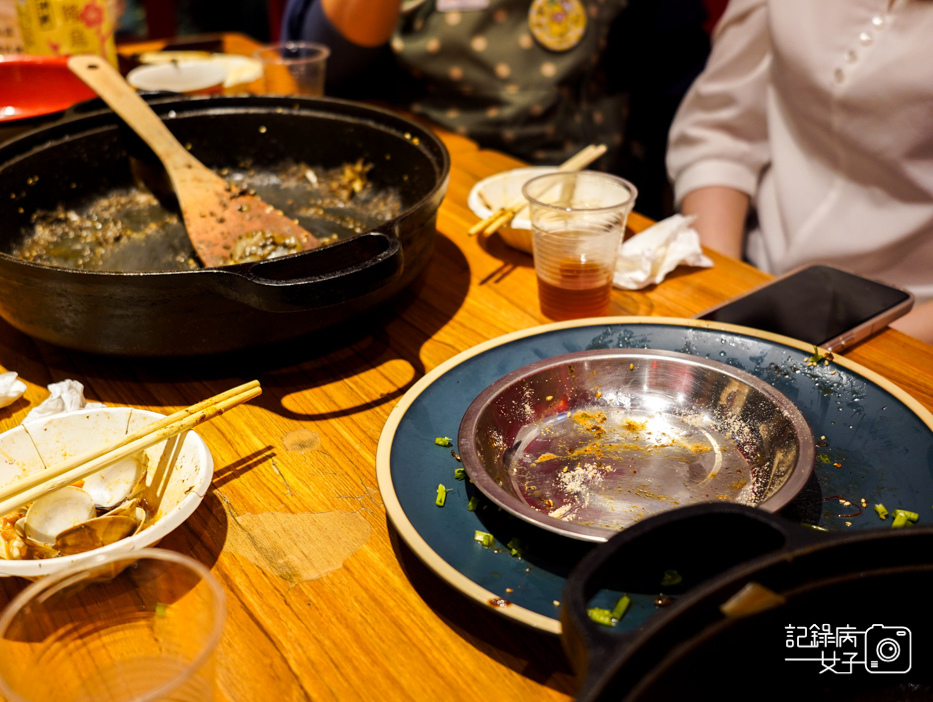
[0,380,261,518]
[467,144,608,237]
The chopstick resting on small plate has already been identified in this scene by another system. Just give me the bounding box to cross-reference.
[468,144,608,237]
[0,380,262,517]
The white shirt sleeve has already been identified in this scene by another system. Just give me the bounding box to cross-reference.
[666,0,772,205]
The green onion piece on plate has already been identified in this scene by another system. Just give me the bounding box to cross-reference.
[660,569,682,587]
[587,608,615,627]
[611,595,631,621]
[474,530,495,547]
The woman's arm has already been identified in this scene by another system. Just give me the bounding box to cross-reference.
[280,0,401,85]
[680,186,749,259]
[890,299,933,345]
[319,0,401,47]
[666,0,770,258]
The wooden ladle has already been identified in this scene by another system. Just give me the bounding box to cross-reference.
[68,54,321,268]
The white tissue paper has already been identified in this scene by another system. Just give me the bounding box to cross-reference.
[0,371,27,409]
[613,214,714,290]
[23,379,106,423]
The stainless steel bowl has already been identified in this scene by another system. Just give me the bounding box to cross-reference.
[458,349,815,542]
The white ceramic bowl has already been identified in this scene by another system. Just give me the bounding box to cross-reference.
[467,166,560,254]
[136,52,264,89]
[0,407,213,578]
[127,61,228,94]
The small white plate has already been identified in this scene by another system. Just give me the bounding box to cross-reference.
[207,53,263,88]
[128,61,228,94]
[136,52,263,89]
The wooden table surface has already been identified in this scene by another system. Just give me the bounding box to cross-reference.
[2,33,933,702]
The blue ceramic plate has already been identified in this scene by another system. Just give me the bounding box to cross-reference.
[375,317,933,634]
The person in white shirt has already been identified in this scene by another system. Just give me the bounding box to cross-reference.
[666,0,933,343]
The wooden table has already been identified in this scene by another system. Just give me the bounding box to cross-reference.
[1,32,933,702]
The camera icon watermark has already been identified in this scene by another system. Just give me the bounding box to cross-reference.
[865,625,912,673]
[785,624,912,674]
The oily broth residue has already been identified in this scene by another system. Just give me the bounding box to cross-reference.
[13,160,402,272]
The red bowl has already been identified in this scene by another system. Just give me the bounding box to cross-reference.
[0,54,98,123]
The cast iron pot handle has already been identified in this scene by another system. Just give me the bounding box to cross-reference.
[560,503,830,702]
[200,228,403,313]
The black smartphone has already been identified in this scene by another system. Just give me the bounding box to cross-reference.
[695,264,914,352]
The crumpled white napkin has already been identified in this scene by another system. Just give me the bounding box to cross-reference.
[613,214,714,290]
[23,379,105,423]
[0,371,27,410]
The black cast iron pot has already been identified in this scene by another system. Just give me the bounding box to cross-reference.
[562,503,933,701]
[0,95,450,356]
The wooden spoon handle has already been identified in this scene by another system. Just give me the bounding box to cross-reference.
[67,54,321,267]
[67,55,200,173]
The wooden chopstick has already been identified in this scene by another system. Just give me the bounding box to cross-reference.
[468,144,608,237]
[0,380,262,517]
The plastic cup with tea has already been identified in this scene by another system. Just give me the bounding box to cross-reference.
[522,171,637,320]
[0,548,226,702]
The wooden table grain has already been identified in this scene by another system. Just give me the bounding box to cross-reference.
[1,32,932,702]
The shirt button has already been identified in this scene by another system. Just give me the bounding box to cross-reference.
[871,15,886,28]
[859,31,873,46]
[845,49,857,63]
[833,67,845,83]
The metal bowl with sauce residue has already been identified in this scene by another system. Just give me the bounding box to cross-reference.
[458,349,815,542]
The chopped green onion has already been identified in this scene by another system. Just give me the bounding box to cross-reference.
[660,569,682,587]
[467,496,480,511]
[506,538,524,558]
[435,484,451,507]
[474,530,494,547]
[154,603,168,617]
[874,503,889,520]
[892,512,909,528]
[807,347,834,366]
[435,437,452,447]
[894,509,919,523]
[817,454,832,464]
[587,608,615,627]
[611,595,631,621]
[454,467,466,480]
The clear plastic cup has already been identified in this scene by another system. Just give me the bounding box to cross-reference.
[254,41,330,96]
[522,171,637,320]
[0,548,226,702]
